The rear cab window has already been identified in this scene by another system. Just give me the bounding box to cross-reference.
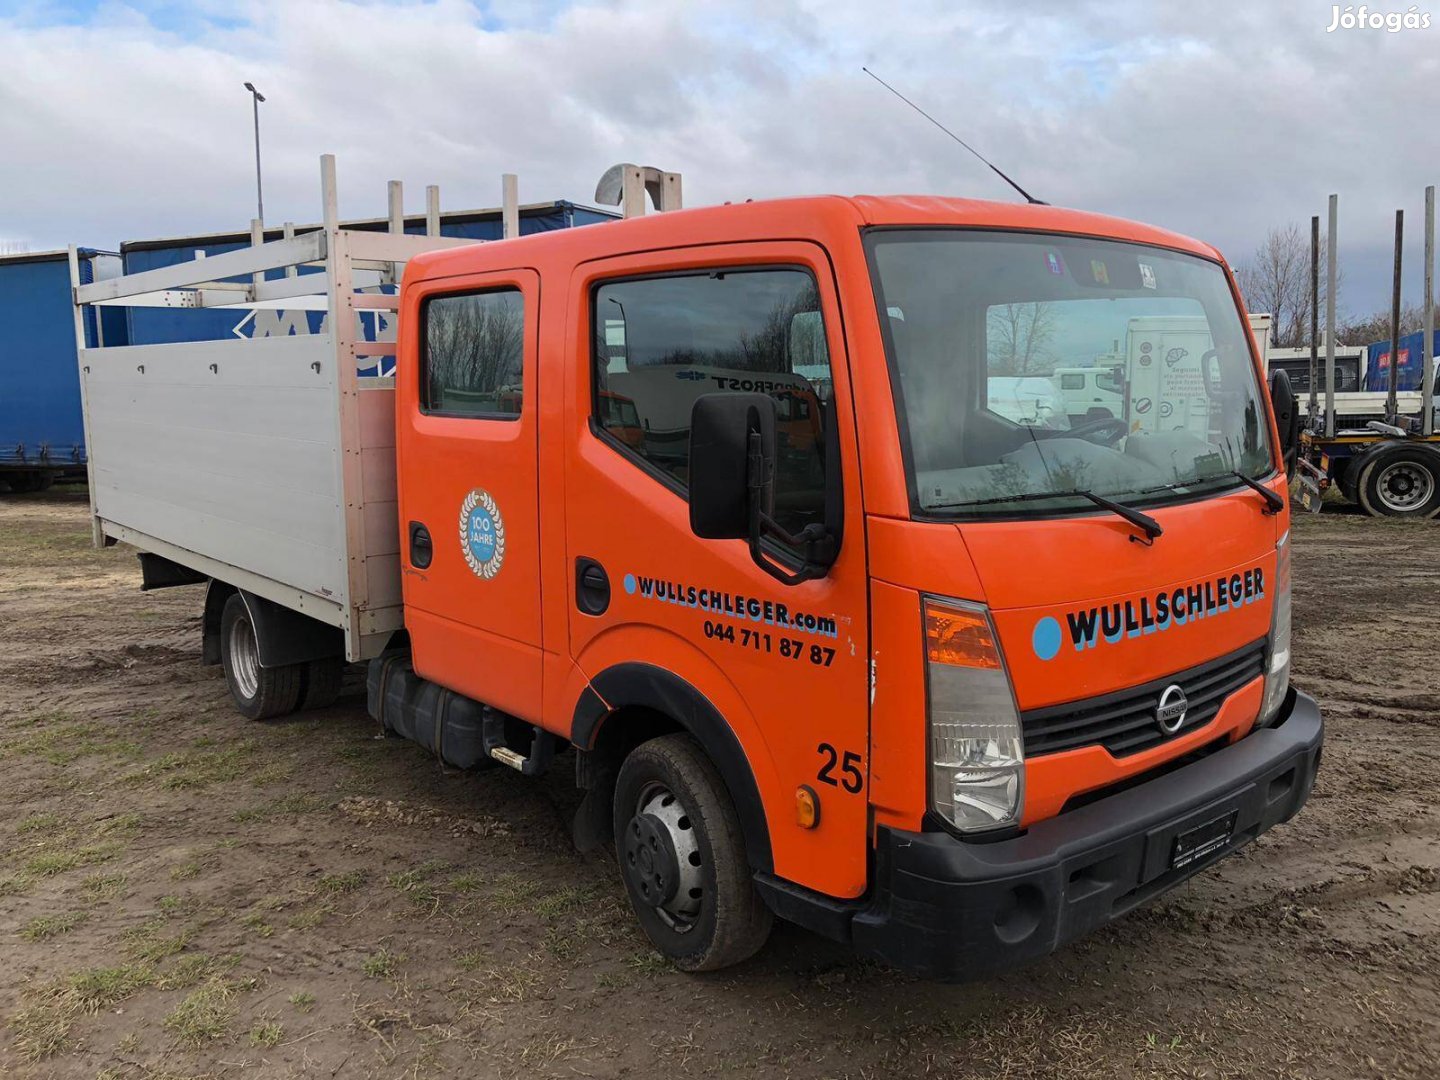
[421,288,526,418]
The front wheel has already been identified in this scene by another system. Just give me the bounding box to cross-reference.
[220,594,302,720]
[1356,447,1440,518]
[613,734,773,972]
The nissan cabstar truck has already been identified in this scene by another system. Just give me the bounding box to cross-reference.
[73,157,1322,979]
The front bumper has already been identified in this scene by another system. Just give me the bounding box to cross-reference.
[760,688,1323,981]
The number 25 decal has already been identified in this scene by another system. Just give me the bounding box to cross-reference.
[817,743,863,794]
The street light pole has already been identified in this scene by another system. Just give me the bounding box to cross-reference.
[243,81,266,226]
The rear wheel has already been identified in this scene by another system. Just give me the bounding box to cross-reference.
[220,594,302,720]
[1356,447,1440,518]
[613,734,772,972]
[299,656,345,711]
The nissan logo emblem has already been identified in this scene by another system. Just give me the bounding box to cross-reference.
[1156,684,1188,735]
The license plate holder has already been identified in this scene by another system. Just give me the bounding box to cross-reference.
[1170,809,1238,871]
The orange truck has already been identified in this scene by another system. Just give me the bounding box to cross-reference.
[72,157,1321,978]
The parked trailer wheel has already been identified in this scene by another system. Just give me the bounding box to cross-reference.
[613,734,773,972]
[2,471,55,494]
[1356,447,1440,519]
[220,594,303,720]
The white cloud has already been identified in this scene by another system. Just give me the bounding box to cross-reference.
[0,0,1435,316]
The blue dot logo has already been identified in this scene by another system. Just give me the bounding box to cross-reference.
[1032,616,1062,661]
[623,573,637,595]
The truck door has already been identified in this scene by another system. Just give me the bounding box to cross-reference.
[395,269,544,721]
[561,244,872,900]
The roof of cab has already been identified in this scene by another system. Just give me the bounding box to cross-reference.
[404,194,1223,282]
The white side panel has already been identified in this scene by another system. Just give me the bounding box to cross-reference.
[83,336,348,605]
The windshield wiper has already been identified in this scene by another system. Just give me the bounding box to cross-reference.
[935,489,1164,544]
[1230,470,1284,514]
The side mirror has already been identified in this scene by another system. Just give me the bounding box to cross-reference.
[1268,368,1300,472]
[1202,348,1224,394]
[688,393,776,541]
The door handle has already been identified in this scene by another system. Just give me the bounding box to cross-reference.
[575,557,610,615]
[409,521,433,569]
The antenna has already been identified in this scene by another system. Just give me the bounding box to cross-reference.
[862,67,1046,206]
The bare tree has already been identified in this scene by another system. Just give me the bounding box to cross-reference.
[987,302,1057,374]
[1338,302,1439,346]
[1234,224,1340,348]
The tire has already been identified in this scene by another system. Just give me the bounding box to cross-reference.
[4,472,48,494]
[298,656,345,711]
[219,594,302,720]
[1355,446,1440,519]
[612,734,773,972]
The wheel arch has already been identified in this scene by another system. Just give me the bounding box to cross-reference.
[203,582,343,668]
[572,663,774,874]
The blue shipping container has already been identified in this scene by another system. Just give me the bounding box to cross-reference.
[1364,328,1439,392]
[0,249,124,480]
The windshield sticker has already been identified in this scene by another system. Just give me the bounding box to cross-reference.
[1032,566,1266,660]
[623,573,839,639]
[1045,250,1066,275]
[1090,259,1110,285]
[1139,262,1157,289]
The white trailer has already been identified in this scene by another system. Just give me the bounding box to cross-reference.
[70,157,476,665]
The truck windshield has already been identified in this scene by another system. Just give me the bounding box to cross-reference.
[867,229,1274,517]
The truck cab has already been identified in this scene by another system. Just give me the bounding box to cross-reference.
[388,196,1321,976]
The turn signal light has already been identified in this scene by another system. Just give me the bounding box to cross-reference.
[925,601,1001,669]
[795,785,820,829]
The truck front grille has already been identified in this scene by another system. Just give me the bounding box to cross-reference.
[1020,639,1267,758]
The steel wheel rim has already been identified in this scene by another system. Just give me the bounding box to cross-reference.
[229,612,260,700]
[1375,462,1433,512]
[624,781,704,933]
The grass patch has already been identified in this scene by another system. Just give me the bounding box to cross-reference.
[450,871,485,893]
[156,953,228,991]
[0,874,32,898]
[23,843,119,878]
[362,948,402,979]
[16,812,63,834]
[122,917,193,963]
[250,1017,284,1048]
[627,950,672,977]
[164,978,235,1048]
[241,912,274,939]
[488,873,543,914]
[79,872,128,902]
[19,911,88,942]
[9,964,154,1060]
[7,717,140,766]
[288,990,316,1012]
[534,884,597,920]
[95,812,143,837]
[318,869,366,894]
[288,906,330,930]
[387,859,449,907]
[147,742,255,791]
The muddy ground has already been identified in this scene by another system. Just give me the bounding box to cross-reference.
[0,489,1436,1080]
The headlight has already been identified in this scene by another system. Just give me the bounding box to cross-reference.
[924,597,1024,832]
[1259,530,1292,727]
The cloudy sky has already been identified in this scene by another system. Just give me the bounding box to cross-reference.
[1,0,1435,317]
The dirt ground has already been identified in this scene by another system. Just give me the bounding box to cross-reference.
[0,489,1437,1080]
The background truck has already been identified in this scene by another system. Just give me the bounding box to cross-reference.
[74,157,1321,978]
[0,248,124,492]
[1287,189,1438,518]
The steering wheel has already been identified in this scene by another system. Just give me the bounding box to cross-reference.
[1065,416,1129,446]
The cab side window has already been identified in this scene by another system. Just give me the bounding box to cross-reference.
[592,268,834,543]
[421,288,525,418]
